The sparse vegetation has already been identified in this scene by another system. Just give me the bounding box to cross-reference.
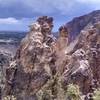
[66,84,81,100]
[3,95,16,100]
[93,89,100,100]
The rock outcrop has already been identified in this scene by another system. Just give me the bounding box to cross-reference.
[3,15,100,100]
[4,16,56,100]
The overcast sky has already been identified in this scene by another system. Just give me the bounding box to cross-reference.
[0,0,100,32]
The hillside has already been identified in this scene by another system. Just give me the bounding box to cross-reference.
[66,10,100,40]
[0,31,26,56]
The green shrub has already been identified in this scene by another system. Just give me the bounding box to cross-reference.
[66,84,81,100]
[93,89,100,100]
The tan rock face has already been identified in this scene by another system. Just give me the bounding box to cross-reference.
[55,26,69,75]
[15,16,54,74]
[56,26,69,51]
[4,16,56,99]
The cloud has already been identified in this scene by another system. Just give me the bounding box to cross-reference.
[76,0,100,4]
[0,18,20,24]
[0,0,90,17]
[76,0,100,10]
[0,17,35,31]
[21,0,75,15]
[0,0,100,31]
[0,0,100,18]
[0,17,34,25]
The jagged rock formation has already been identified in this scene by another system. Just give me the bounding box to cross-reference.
[63,22,100,94]
[4,16,56,100]
[3,15,100,100]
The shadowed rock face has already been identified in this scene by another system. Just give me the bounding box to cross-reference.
[66,10,100,40]
[62,48,93,94]
[62,23,100,94]
[0,52,12,99]
[3,15,100,100]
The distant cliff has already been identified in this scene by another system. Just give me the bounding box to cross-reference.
[66,10,100,40]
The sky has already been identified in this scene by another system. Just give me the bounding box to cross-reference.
[0,0,100,32]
